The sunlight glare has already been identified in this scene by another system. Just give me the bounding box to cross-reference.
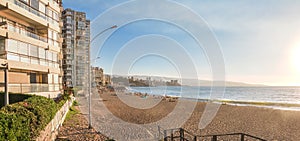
[292,45,300,73]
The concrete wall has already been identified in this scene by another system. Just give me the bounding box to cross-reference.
[36,97,74,141]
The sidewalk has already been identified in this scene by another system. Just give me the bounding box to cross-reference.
[56,105,109,141]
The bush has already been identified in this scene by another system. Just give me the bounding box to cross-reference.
[0,94,70,140]
[0,104,36,141]
[23,96,58,137]
[0,93,32,108]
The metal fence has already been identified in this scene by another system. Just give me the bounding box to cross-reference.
[159,127,266,141]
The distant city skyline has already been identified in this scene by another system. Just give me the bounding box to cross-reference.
[63,0,300,86]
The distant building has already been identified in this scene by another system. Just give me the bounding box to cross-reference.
[103,74,111,86]
[0,0,63,96]
[167,80,181,86]
[61,8,90,88]
[92,67,103,86]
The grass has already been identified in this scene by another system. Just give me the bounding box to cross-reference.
[65,101,80,121]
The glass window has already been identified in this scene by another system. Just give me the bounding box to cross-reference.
[30,0,39,10]
[46,8,53,17]
[7,39,18,53]
[29,44,38,57]
[19,41,28,55]
[53,74,58,83]
[8,24,16,32]
[39,2,46,14]
[20,56,30,63]
[31,58,38,64]
[7,53,19,61]
[53,11,58,21]
[48,30,53,39]
[38,47,45,59]
[0,39,5,52]
[46,51,52,60]
[53,53,57,62]
[20,0,29,4]
[53,31,58,40]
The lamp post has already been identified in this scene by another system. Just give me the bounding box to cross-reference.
[0,22,8,106]
[88,25,117,129]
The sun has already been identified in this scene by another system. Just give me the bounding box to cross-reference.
[291,45,300,73]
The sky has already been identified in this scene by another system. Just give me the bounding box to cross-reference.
[63,0,300,86]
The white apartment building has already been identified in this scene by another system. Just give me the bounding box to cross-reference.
[0,0,63,96]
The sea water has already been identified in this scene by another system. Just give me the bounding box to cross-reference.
[128,86,300,110]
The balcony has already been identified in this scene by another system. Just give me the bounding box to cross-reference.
[3,83,61,93]
[0,18,48,43]
[1,0,60,29]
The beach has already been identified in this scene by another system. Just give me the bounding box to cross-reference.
[97,91,300,140]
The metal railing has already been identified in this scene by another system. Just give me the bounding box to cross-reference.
[6,20,47,42]
[0,16,59,44]
[0,83,61,93]
[6,0,59,26]
[159,127,266,141]
[6,51,59,68]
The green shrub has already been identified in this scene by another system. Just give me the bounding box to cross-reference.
[23,96,58,137]
[0,104,36,141]
[0,94,70,140]
[0,93,32,108]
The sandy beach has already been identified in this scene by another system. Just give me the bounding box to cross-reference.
[98,91,300,140]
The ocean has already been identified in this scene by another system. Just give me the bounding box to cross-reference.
[127,86,300,110]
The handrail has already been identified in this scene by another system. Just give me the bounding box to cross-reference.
[161,127,266,141]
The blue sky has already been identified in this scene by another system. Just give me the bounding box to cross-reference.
[63,0,300,86]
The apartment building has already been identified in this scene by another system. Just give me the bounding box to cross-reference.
[92,67,103,87]
[61,9,90,88]
[0,0,63,96]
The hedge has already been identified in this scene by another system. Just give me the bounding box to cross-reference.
[0,94,69,140]
[0,93,32,108]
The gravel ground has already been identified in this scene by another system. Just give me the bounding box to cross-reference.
[56,106,109,141]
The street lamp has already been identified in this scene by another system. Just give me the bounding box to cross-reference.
[88,25,117,129]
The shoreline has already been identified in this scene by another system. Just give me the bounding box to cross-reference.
[120,90,300,111]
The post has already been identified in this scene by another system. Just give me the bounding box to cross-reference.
[4,68,9,105]
[87,25,117,129]
[88,59,92,129]
[20,83,22,93]
[240,134,244,141]
[158,126,161,140]
[164,130,167,141]
[171,129,174,140]
[211,135,217,141]
[180,128,184,141]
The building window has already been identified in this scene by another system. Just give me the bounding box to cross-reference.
[0,39,5,53]
[29,44,38,57]
[39,2,46,14]
[30,73,37,83]
[19,41,28,55]
[30,0,39,10]
[7,39,18,53]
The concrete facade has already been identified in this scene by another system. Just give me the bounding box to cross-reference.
[0,0,63,94]
[92,67,103,87]
[61,8,90,88]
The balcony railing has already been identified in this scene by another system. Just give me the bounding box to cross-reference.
[6,0,59,26]
[7,21,47,42]
[0,83,61,93]
[6,51,60,68]
[0,16,48,42]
